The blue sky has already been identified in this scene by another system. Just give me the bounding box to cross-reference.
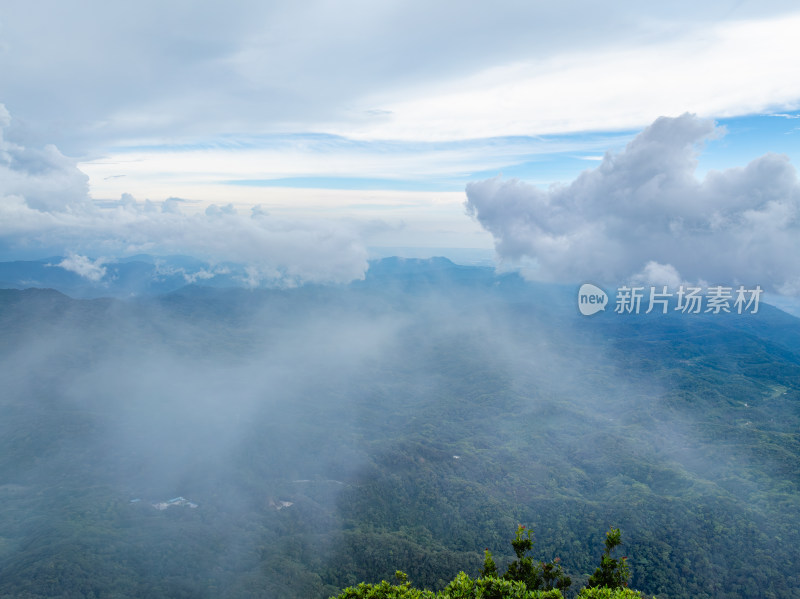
[1,1,800,290]
[79,112,800,198]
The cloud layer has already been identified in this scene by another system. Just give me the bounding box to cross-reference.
[466,113,800,294]
[2,2,799,151]
[0,106,368,286]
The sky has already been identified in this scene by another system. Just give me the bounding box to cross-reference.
[1,1,800,292]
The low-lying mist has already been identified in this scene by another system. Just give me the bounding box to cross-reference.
[0,261,798,598]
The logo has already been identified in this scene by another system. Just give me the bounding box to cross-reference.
[578,283,608,316]
[577,283,762,316]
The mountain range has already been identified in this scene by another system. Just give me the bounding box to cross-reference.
[0,257,798,598]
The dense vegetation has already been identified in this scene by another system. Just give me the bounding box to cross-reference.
[0,258,799,598]
[331,526,633,598]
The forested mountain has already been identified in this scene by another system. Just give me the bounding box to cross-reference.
[0,258,798,598]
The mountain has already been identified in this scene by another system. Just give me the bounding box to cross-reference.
[0,258,798,598]
[0,255,261,298]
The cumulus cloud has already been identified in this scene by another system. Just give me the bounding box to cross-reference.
[205,203,237,217]
[0,106,368,285]
[465,113,800,294]
[56,254,108,282]
[629,262,685,289]
[0,104,89,213]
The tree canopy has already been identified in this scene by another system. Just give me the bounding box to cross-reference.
[331,527,640,599]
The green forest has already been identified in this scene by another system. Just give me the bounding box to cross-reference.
[332,525,635,598]
[0,259,799,598]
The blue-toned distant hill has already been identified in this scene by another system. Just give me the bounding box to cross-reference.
[0,255,258,298]
[0,254,554,300]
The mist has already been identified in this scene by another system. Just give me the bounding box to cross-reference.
[1,259,798,597]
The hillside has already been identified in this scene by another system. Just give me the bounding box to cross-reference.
[0,258,798,598]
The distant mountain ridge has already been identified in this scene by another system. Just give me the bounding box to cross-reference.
[0,255,248,298]
[0,254,510,298]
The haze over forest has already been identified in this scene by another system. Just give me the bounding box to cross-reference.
[2,259,800,598]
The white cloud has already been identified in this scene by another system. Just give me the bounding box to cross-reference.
[153,261,231,284]
[205,203,237,217]
[0,104,89,213]
[629,262,685,289]
[56,254,107,282]
[0,106,369,285]
[466,113,800,294]
[2,2,799,151]
[323,12,800,141]
[77,133,625,202]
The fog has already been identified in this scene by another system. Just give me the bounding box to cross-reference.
[1,261,798,597]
